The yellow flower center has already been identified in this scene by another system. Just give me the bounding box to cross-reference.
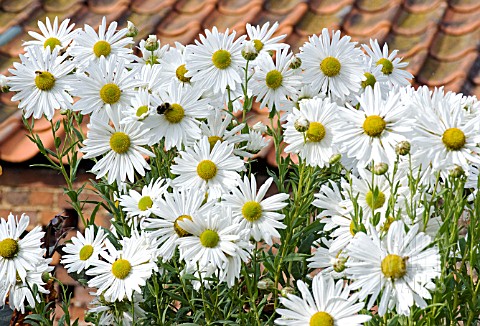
[136,105,149,118]
[253,39,264,52]
[377,58,394,75]
[363,115,386,137]
[196,160,217,181]
[310,311,334,326]
[381,254,407,279]
[200,229,220,248]
[34,71,55,91]
[265,70,283,90]
[208,136,223,150]
[100,83,121,104]
[138,196,153,211]
[174,215,193,237]
[0,238,19,259]
[442,128,466,151]
[242,201,263,222]
[212,49,232,69]
[365,190,386,210]
[109,132,131,154]
[164,103,185,124]
[111,258,132,279]
[79,245,94,261]
[361,72,376,88]
[44,37,61,50]
[306,122,326,142]
[93,40,112,58]
[175,64,191,83]
[320,56,341,77]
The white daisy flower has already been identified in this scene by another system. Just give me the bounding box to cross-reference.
[185,27,246,94]
[121,88,162,124]
[289,84,325,110]
[346,220,441,316]
[61,225,106,274]
[119,178,169,220]
[362,39,413,87]
[410,86,480,174]
[245,21,287,54]
[298,28,365,101]
[136,38,169,66]
[243,130,270,155]
[81,114,154,185]
[275,274,371,325]
[0,258,53,314]
[72,55,142,122]
[0,213,45,285]
[142,188,213,262]
[176,207,242,271]
[337,83,412,166]
[24,17,77,51]
[223,175,289,245]
[8,46,74,120]
[251,48,302,110]
[145,81,211,149]
[200,110,247,156]
[134,64,163,94]
[87,233,157,302]
[171,137,245,199]
[308,239,349,279]
[284,98,340,167]
[88,293,145,325]
[158,43,192,88]
[69,16,133,68]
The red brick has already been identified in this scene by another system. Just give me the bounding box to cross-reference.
[29,191,55,206]
[5,190,29,206]
[73,286,95,307]
[54,266,77,286]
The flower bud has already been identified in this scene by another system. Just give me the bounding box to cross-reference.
[289,55,302,69]
[126,21,138,38]
[241,41,258,61]
[60,108,69,115]
[144,35,159,51]
[333,257,347,273]
[294,116,309,132]
[395,141,410,156]
[281,287,295,297]
[252,121,267,134]
[0,74,8,92]
[257,278,274,290]
[42,272,51,283]
[329,154,342,165]
[450,165,465,178]
[372,162,389,175]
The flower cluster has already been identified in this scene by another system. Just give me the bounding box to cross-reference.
[1,16,479,325]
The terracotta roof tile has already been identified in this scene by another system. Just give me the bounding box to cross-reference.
[1,0,480,164]
[441,7,480,35]
[131,0,176,13]
[430,30,480,61]
[417,51,477,86]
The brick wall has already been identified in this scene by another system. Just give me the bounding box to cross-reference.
[0,163,111,322]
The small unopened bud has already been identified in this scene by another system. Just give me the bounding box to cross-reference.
[241,41,258,61]
[41,272,51,283]
[372,163,389,175]
[126,21,138,38]
[329,153,342,165]
[289,55,302,69]
[257,278,274,290]
[333,257,347,273]
[252,121,267,134]
[294,116,309,132]
[0,74,8,92]
[60,108,69,115]
[450,165,465,178]
[395,141,410,156]
[231,119,238,126]
[281,287,295,297]
[144,35,159,51]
